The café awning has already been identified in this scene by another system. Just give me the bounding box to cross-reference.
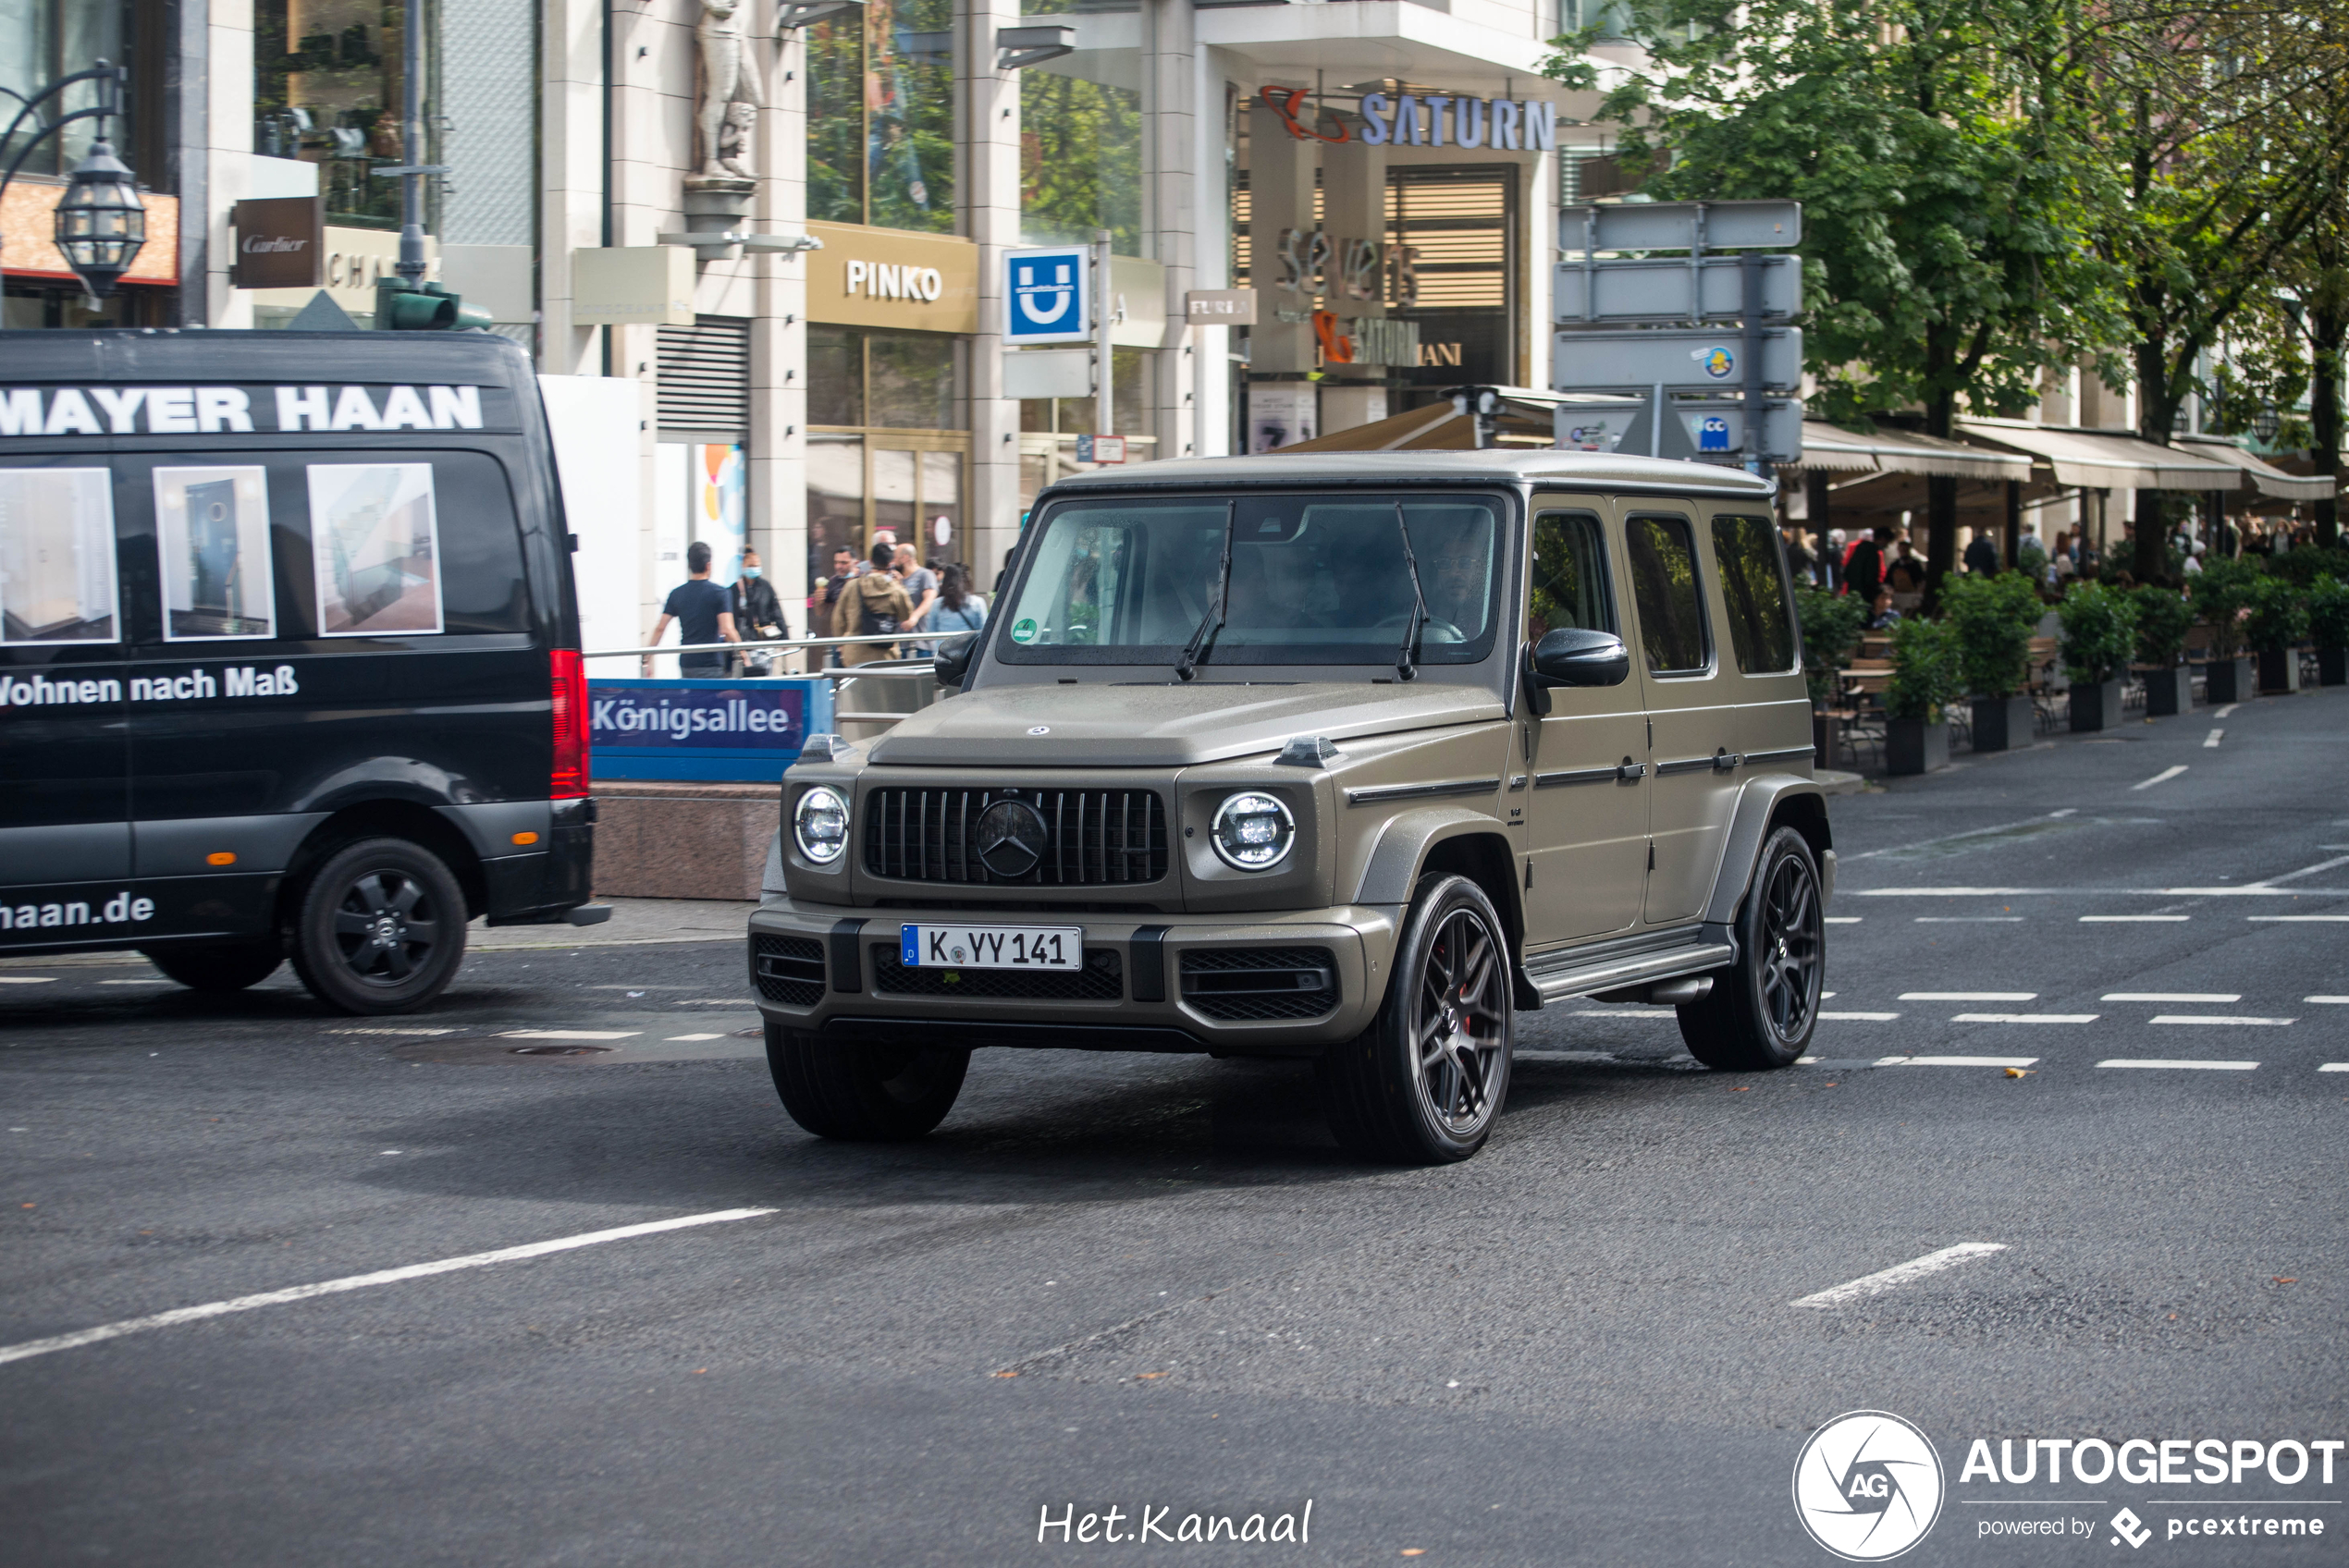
[1789,422,2030,481]
[2171,436,2337,502]
[1956,420,2242,492]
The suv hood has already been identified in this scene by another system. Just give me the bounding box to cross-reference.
[867,680,1507,767]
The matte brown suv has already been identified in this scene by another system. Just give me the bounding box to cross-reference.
[748,451,1832,1163]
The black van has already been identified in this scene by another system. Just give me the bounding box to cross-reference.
[0,330,602,1013]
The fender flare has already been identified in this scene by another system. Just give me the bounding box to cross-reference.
[1702,774,1833,929]
[1354,805,1513,907]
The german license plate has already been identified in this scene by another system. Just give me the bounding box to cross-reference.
[900,924,1082,971]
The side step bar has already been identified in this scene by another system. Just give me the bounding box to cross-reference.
[1527,941,1736,1005]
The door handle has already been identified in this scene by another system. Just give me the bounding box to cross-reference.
[1616,758,1646,781]
[1713,749,1743,771]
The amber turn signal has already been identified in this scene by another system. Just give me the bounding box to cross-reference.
[206,851,237,866]
[510,831,540,846]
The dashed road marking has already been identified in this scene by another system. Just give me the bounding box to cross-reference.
[2204,729,2225,748]
[2104,992,2240,1003]
[330,1026,459,1036]
[2082,914,2189,923]
[1794,1243,2008,1308]
[2149,1015,2294,1027]
[2308,997,2349,1005]
[2249,915,2349,923]
[1914,916,2024,923]
[1875,1056,2039,1068]
[2133,765,2190,790]
[664,1033,726,1042]
[1820,1011,1900,1022]
[2210,704,2239,719]
[1825,917,1863,925]
[2318,1064,2349,1073]
[98,979,169,986]
[0,976,56,984]
[1569,1010,1674,1019]
[496,1029,642,1042]
[1902,991,2036,1001]
[2097,1059,2259,1071]
[1951,1013,2099,1023]
[0,1207,780,1369]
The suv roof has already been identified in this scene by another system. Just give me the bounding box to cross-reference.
[1044,448,1777,497]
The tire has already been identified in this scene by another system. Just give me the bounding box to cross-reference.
[766,1023,969,1141]
[1318,873,1514,1165]
[287,837,469,1015]
[140,941,284,993]
[1678,825,1825,1071]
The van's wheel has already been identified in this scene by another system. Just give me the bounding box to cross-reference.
[766,1023,969,1141]
[1318,873,1513,1165]
[140,941,283,992]
[288,837,468,1015]
[1679,826,1823,1071]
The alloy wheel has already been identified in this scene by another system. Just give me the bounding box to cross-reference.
[330,870,444,986]
[1756,852,1822,1040]
[1411,906,1507,1134]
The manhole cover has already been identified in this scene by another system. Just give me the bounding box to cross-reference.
[508,1044,612,1056]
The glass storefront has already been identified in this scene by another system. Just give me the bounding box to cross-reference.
[1016,2,1142,252]
[253,0,414,229]
[805,0,956,233]
[0,0,130,176]
[806,326,968,584]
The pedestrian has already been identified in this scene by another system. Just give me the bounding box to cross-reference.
[1963,529,2000,576]
[643,540,739,677]
[894,544,941,638]
[839,541,912,667]
[730,548,789,676]
[807,546,857,664]
[1885,539,1927,610]
[1843,526,1890,602]
[1863,586,1901,631]
[1821,528,1845,593]
[920,562,988,655]
[1783,525,1816,587]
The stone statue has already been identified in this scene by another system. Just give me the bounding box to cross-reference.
[696,0,763,179]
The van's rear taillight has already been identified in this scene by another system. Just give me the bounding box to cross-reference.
[549,648,590,800]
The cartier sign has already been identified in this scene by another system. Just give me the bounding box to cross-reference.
[229,197,325,289]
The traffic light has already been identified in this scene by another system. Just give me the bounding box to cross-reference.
[373,276,494,331]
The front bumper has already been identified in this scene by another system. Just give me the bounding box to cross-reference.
[745,895,1399,1055]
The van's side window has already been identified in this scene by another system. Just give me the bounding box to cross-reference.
[1710,514,1798,674]
[1624,514,1708,676]
[0,466,117,644]
[1527,511,1614,640]
[154,467,275,641]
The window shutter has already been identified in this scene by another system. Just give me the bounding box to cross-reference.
[656,315,751,439]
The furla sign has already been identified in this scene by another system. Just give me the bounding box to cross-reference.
[806,221,978,335]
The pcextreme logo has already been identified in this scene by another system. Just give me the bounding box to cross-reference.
[1793,1411,1947,1562]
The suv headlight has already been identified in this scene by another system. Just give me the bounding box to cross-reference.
[793,785,850,864]
[1209,791,1295,871]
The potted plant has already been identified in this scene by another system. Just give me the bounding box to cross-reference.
[1794,583,1871,765]
[2244,574,2310,694]
[1940,571,2041,751]
[2129,584,2195,717]
[2308,574,2349,687]
[2058,581,2136,731]
[2191,557,2260,703]
[1884,617,1959,774]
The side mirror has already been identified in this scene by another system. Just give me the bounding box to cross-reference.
[933,636,975,689]
[1530,627,1630,688]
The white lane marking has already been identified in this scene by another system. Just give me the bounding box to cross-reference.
[1914,916,2024,923]
[496,1029,643,1041]
[98,979,170,986]
[2307,997,2349,1005]
[0,1207,779,1370]
[1901,991,2036,1001]
[1568,1010,1675,1019]
[1517,1050,1618,1063]
[2103,992,2240,1003]
[2149,1015,2294,1027]
[2318,1064,2349,1072]
[2082,914,2189,923]
[664,1033,726,1042]
[1794,1243,2008,1308]
[330,1026,459,1036]
[2254,853,2349,888]
[0,976,56,984]
[2204,729,2225,748]
[1825,916,1863,925]
[2096,1059,2259,1071]
[1951,1013,2099,1023]
[2133,765,2190,790]
[2210,704,2239,719]
[1876,1056,2040,1068]
[1821,1011,1900,1022]
[1856,888,2048,897]
[2249,915,2349,923]
[681,998,754,1005]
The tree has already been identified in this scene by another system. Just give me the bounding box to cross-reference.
[1547,0,2124,601]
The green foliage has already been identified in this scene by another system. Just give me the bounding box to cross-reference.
[2306,575,2349,651]
[2262,546,2349,590]
[2057,582,2138,685]
[2016,537,2048,584]
[1938,570,2040,697]
[1021,71,1142,252]
[1885,616,1961,721]
[2128,585,2194,666]
[1792,582,1870,707]
[2191,557,2263,659]
[2241,575,2310,651]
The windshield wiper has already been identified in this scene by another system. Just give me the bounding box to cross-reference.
[1393,500,1428,681]
[1175,501,1237,681]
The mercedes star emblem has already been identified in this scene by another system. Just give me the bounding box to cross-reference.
[1027,725,1052,735]
[975,798,1050,878]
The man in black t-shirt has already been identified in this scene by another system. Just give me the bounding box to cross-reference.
[644,540,738,676]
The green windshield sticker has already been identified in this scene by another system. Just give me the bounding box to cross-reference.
[1011,618,1039,644]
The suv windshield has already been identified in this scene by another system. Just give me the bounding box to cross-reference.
[995,493,1506,668]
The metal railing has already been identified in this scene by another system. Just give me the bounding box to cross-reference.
[581,628,976,680]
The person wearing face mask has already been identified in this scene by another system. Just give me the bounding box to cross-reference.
[730,548,789,675]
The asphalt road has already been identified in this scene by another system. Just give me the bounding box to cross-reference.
[5,689,2344,1567]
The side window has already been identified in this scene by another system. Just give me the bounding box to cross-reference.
[1711,514,1798,674]
[154,467,275,641]
[1624,514,1709,676]
[305,461,445,636]
[1526,510,1615,642]
[0,465,117,645]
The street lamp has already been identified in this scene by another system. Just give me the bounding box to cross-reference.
[1,61,148,303]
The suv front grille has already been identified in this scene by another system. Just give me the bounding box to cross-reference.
[863,788,1168,887]
[1179,947,1340,1022]
[871,943,1124,1001]
[753,933,827,1007]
